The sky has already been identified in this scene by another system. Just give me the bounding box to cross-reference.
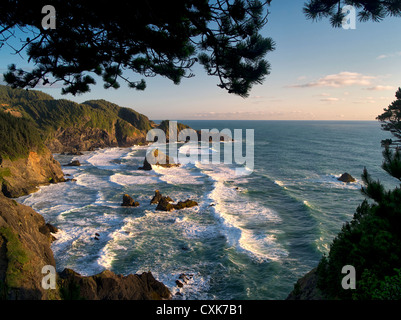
[1,0,400,120]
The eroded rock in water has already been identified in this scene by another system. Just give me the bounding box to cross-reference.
[150,190,163,204]
[156,196,175,211]
[65,160,81,167]
[139,149,179,171]
[337,173,356,183]
[121,194,139,207]
[173,200,198,210]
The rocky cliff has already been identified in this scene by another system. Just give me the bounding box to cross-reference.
[0,193,58,299]
[58,269,171,300]
[1,148,65,198]
[0,85,173,299]
[0,86,153,154]
[0,193,171,300]
[286,268,326,300]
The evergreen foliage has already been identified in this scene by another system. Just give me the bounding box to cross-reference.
[304,0,401,27]
[0,0,274,98]
[0,110,44,161]
[377,87,401,149]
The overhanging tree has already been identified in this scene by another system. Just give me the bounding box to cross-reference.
[0,0,274,97]
[303,0,401,27]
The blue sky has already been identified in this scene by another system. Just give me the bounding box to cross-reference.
[1,0,400,120]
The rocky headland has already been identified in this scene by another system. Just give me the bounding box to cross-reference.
[0,85,174,300]
[1,148,66,198]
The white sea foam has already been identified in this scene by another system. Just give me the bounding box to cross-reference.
[86,147,129,169]
[109,173,160,185]
[198,164,287,262]
[319,173,362,190]
[152,164,204,185]
[75,172,111,189]
[178,144,217,156]
[274,180,288,189]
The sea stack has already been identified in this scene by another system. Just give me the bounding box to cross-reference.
[121,194,139,207]
[65,160,81,166]
[337,173,356,183]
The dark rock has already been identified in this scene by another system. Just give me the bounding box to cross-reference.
[138,158,152,171]
[173,199,198,210]
[139,149,179,170]
[337,173,356,183]
[155,195,198,212]
[94,237,99,240]
[175,280,184,288]
[121,194,139,207]
[0,194,58,299]
[286,268,326,300]
[150,190,163,204]
[65,160,81,167]
[156,196,175,212]
[66,149,83,156]
[39,222,59,243]
[58,268,171,300]
[179,274,190,284]
[95,233,100,237]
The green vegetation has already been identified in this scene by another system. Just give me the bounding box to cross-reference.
[0,227,31,293]
[59,282,85,300]
[0,85,155,159]
[0,111,44,161]
[316,89,401,300]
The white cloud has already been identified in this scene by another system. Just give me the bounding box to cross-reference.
[376,52,401,60]
[365,85,396,91]
[320,97,339,102]
[289,72,376,88]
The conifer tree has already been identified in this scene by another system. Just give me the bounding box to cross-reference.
[0,0,274,98]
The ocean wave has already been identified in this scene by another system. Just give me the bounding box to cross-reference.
[318,173,362,190]
[86,147,130,169]
[197,164,287,262]
[75,172,111,189]
[152,164,205,185]
[109,172,160,185]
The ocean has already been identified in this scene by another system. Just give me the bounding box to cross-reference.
[17,120,395,300]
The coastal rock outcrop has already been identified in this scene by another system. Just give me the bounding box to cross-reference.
[154,192,198,212]
[0,193,58,300]
[156,196,175,212]
[337,173,356,183]
[173,200,198,210]
[0,148,65,198]
[65,160,81,167]
[150,190,163,204]
[58,268,171,300]
[138,149,179,171]
[0,194,172,300]
[121,194,140,207]
[286,268,326,300]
